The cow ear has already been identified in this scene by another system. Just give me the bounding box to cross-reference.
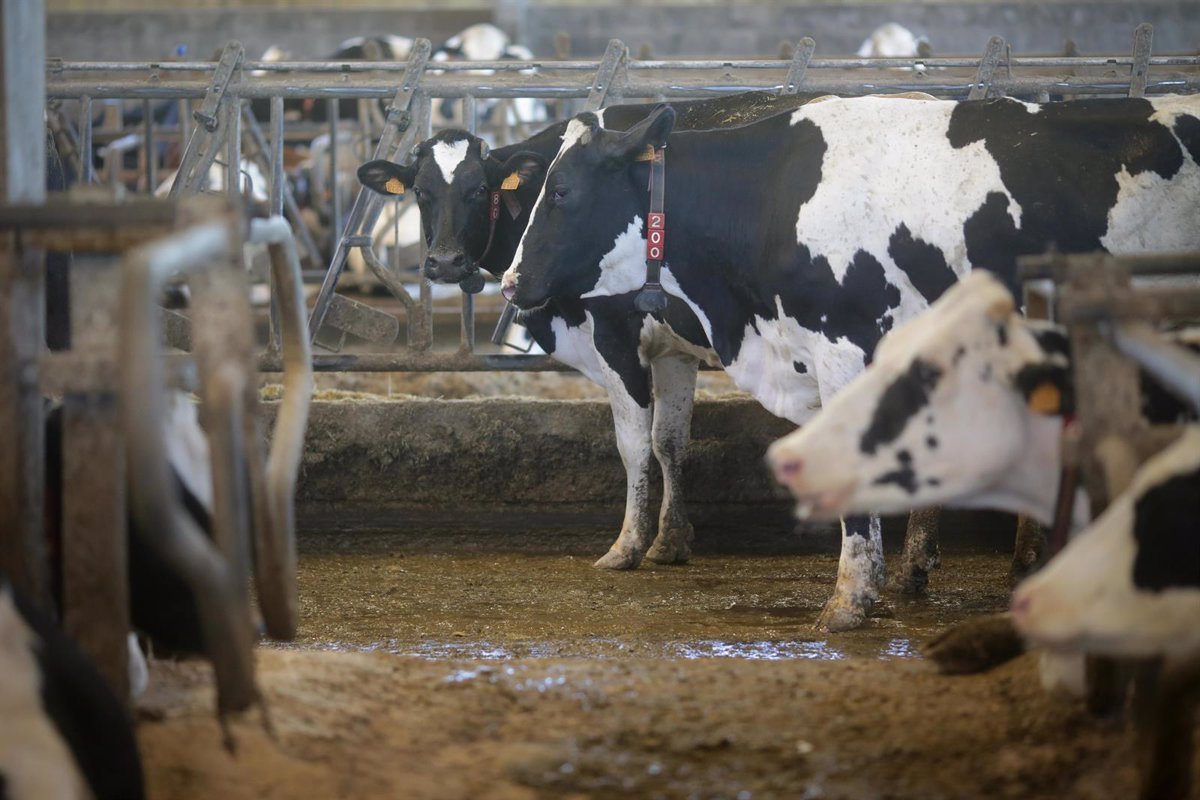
[605,104,676,165]
[1014,362,1074,417]
[490,151,547,190]
[357,160,417,196]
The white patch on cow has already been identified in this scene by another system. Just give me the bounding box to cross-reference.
[163,391,213,511]
[544,313,605,385]
[580,217,647,300]
[1101,98,1200,254]
[1013,427,1200,660]
[0,588,90,800]
[432,139,471,185]
[788,97,1018,300]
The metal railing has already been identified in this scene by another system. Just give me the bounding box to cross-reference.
[44,24,1200,374]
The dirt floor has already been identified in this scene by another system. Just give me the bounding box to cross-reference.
[135,529,1200,800]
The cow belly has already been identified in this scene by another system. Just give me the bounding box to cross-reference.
[721,306,827,424]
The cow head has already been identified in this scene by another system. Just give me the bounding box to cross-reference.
[766,271,1073,523]
[501,105,677,309]
[357,130,545,287]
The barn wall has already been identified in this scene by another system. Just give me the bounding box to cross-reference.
[46,2,1200,61]
[264,396,797,519]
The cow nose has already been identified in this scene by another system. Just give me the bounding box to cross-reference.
[500,273,517,302]
[424,252,466,280]
[772,456,804,485]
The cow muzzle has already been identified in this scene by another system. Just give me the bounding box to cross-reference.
[424,251,482,293]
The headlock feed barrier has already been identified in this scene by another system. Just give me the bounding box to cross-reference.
[41,23,1200,376]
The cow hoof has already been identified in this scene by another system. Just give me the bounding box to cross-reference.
[887,566,929,595]
[593,548,642,570]
[645,537,691,565]
[815,597,869,632]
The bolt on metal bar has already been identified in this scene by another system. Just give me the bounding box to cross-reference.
[586,39,628,110]
[783,37,816,94]
[194,41,245,132]
[1130,23,1154,98]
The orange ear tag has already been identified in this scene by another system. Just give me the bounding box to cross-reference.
[634,144,657,162]
[1027,382,1062,415]
[500,172,521,191]
[384,178,405,195]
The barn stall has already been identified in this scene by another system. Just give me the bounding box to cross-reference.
[3,1,1200,797]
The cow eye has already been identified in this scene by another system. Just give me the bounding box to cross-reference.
[412,186,423,200]
[551,186,569,204]
[476,183,488,198]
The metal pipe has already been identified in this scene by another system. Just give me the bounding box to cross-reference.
[1106,322,1200,414]
[142,99,156,192]
[247,216,311,640]
[258,351,572,372]
[267,96,284,353]
[327,98,342,250]
[223,97,241,200]
[78,95,93,183]
[1021,251,1200,281]
[46,54,1200,73]
[119,220,258,715]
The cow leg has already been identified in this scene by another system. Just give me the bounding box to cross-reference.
[645,354,699,565]
[1009,514,1046,584]
[816,514,885,632]
[593,380,656,571]
[888,506,941,594]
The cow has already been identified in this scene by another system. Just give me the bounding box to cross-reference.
[0,580,145,800]
[356,91,830,574]
[856,23,928,58]
[766,271,1197,528]
[498,94,1200,630]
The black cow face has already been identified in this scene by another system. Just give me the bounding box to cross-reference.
[358,131,528,287]
[502,106,677,309]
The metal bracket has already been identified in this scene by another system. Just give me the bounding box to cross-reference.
[782,37,816,95]
[307,38,433,345]
[1129,23,1154,98]
[313,293,401,352]
[586,39,629,111]
[169,40,245,199]
[968,36,1006,100]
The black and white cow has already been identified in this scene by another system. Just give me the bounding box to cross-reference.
[500,94,1200,629]
[1011,426,1200,659]
[0,580,145,800]
[357,92,823,572]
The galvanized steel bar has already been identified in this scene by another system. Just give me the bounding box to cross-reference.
[327,98,342,245]
[968,36,1006,100]
[1107,322,1200,414]
[307,37,432,342]
[78,95,93,183]
[783,37,816,95]
[194,41,245,132]
[1130,23,1154,98]
[120,218,258,715]
[223,97,241,199]
[586,39,628,110]
[258,351,571,372]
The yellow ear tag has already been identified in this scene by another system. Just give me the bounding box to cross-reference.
[1027,382,1062,415]
[500,172,521,191]
[384,177,405,195]
[634,144,657,162]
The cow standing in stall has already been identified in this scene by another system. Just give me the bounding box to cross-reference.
[357,92,847,573]
[499,94,1200,629]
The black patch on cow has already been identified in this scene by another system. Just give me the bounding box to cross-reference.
[873,449,919,494]
[888,223,957,304]
[661,295,712,351]
[859,358,943,454]
[926,435,939,450]
[844,515,873,540]
[9,583,146,800]
[952,346,966,365]
[587,295,653,408]
[1174,114,1200,165]
[949,98,1186,292]
[996,323,1008,347]
[927,477,941,487]
[879,315,894,334]
[1031,325,1071,360]
[793,360,808,374]
[0,772,8,800]
[1131,468,1200,591]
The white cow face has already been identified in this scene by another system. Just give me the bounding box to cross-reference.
[767,271,1070,520]
[1011,427,1200,659]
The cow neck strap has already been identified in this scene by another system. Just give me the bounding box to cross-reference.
[635,145,669,314]
[478,189,503,265]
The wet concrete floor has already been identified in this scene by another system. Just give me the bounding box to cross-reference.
[285,519,1016,662]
